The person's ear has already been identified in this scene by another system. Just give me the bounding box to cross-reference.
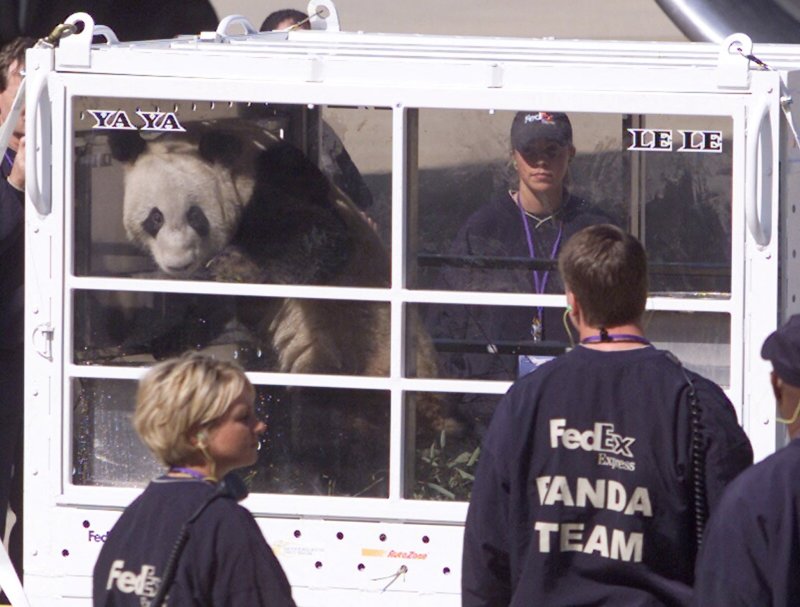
[568,144,576,160]
[566,291,577,315]
[771,370,783,403]
[566,291,583,326]
[190,429,208,448]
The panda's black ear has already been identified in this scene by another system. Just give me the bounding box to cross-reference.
[198,131,243,167]
[255,142,331,203]
[108,131,147,163]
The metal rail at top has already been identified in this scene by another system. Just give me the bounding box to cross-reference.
[49,8,800,79]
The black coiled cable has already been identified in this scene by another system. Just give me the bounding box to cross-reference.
[685,372,707,550]
[666,352,707,552]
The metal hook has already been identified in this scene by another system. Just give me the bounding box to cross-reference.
[371,564,408,592]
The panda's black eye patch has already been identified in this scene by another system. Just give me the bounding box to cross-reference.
[142,208,164,237]
[186,205,210,238]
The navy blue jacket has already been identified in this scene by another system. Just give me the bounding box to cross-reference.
[462,346,753,607]
[693,439,800,606]
[0,148,24,351]
[93,476,296,606]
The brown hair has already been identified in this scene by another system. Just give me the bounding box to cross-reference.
[0,37,34,91]
[558,224,647,328]
[260,9,309,31]
[133,353,254,467]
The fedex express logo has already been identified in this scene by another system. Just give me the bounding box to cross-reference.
[87,109,186,132]
[550,418,635,458]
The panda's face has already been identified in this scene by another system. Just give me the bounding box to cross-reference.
[121,143,249,277]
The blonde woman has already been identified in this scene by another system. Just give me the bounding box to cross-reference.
[93,354,295,606]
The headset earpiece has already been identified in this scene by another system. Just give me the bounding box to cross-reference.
[196,431,208,446]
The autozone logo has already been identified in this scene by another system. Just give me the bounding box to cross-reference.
[550,418,635,458]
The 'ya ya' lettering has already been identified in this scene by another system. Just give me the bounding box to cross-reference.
[87,109,186,132]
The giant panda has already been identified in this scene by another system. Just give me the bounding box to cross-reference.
[110,122,443,496]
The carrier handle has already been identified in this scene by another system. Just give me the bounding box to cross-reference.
[215,15,259,38]
[26,70,49,215]
[745,96,772,248]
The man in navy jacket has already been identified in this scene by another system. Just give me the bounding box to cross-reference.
[693,315,800,606]
[462,224,752,606]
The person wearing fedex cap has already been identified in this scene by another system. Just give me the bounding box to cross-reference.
[693,315,800,606]
[429,111,612,437]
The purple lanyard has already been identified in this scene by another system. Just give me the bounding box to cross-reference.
[581,332,651,345]
[169,466,209,481]
[516,193,564,322]
[2,151,12,174]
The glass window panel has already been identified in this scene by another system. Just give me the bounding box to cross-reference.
[411,303,729,385]
[404,312,729,501]
[72,378,161,487]
[72,97,390,287]
[73,378,390,497]
[405,391,493,502]
[638,115,732,296]
[410,110,732,297]
[73,290,390,376]
[643,310,731,387]
[410,302,572,381]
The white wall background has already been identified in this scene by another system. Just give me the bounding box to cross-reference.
[209,0,687,41]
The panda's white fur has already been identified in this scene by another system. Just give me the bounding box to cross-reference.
[122,140,253,276]
[115,122,271,278]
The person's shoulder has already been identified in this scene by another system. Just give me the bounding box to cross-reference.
[562,193,614,225]
[0,177,25,207]
[727,440,800,495]
[463,191,516,225]
[203,494,259,529]
[680,365,733,405]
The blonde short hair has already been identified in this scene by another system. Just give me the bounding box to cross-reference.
[133,353,254,467]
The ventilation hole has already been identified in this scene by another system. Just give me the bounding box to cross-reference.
[422,535,430,544]
[62,549,70,557]
[443,567,451,575]
[379,533,387,542]
[336,532,344,540]
[293,530,301,538]
[82,521,90,528]
[315,561,323,569]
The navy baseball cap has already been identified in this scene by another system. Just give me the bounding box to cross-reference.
[510,111,573,151]
[761,315,800,386]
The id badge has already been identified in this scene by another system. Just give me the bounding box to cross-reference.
[518,354,554,378]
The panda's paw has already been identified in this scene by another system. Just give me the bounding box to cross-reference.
[205,247,263,283]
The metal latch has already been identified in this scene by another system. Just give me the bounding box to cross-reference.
[32,323,54,361]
